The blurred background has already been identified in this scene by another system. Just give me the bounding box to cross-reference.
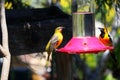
[1,0,120,80]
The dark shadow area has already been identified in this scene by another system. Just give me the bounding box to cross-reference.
[0,6,72,56]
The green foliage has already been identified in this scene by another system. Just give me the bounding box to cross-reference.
[95,0,116,25]
[59,0,71,14]
[5,0,50,9]
[80,54,97,69]
[104,73,116,80]
[115,0,120,9]
[114,41,120,68]
[5,0,31,9]
[22,0,49,8]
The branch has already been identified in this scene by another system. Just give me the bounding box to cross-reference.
[1,0,9,49]
[0,0,11,80]
[0,45,7,56]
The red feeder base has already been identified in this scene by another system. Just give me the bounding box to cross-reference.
[57,37,114,54]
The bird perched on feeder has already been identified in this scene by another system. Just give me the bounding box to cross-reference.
[46,26,64,62]
[98,27,117,62]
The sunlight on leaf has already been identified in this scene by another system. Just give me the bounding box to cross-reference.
[105,73,116,80]
[80,54,97,69]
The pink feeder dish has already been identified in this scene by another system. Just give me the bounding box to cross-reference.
[57,37,114,54]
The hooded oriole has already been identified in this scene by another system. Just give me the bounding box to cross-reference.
[46,26,64,61]
[98,27,117,62]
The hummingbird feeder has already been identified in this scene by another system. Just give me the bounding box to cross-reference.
[57,12,113,54]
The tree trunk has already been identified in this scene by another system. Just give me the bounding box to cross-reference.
[0,0,11,80]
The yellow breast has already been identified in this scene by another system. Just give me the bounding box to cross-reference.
[54,32,63,48]
[99,34,112,46]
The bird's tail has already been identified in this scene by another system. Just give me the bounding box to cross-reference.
[47,52,51,61]
[110,50,117,62]
[46,52,52,67]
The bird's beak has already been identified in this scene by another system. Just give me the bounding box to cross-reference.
[59,26,65,30]
[98,27,105,32]
[98,27,103,31]
[59,26,65,32]
[60,26,65,29]
[98,27,102,29]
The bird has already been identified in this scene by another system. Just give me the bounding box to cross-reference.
[98,27,117,62]
[45,26,64,62]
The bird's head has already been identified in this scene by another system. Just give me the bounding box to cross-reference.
[55,26,64,32]
[98,27,105,33]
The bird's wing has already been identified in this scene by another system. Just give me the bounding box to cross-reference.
[108,34,112,42]
[49,34,59,51]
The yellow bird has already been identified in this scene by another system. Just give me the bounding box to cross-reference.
[98,27,117,62]
[46,26,64,61]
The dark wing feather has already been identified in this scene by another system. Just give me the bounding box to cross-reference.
[49,34,59,51]
[108,34,112,43]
